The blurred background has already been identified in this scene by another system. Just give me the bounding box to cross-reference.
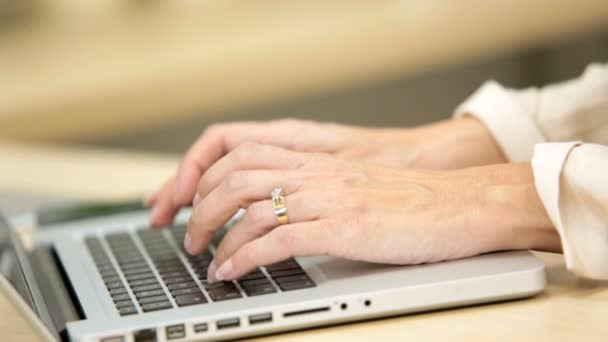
[1,0,608,153]
[1,0,608,212]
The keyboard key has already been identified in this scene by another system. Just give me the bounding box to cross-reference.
[106,281,124,289]
[94,258,112,267]
[109,287,128,295]
[171,287,202,297]
[135,289,166,299]
[273,274,312,284]
[102,275,121,283]
[128,278,159,287]
[152,254,181,263]
[167,282,197,291]
[97,265,115,273]
[141,301,172,312]
[123,268,152,277]
[100,269,118,278]
[208,287,242,302]
[205,281,236,290]
[125,272,155,281]
[239,278,272,288]
[238,271,266,281]
[115,300,134,308]
[244,284,277,297]
[265,259,300,272]
[156,265,187,274]
[175,294,207,306]
[138,295,169,305]
[117,257,145,265]
[159,270,189,279]
[164,276,192,285]
[120,261,148,269]
[153,258,182,266]
[118,306,138,316]
[192,266,209,275]
[278,279,315,291]
[268,268,305,278]
[112,293,131,302]
[132,283,162,292]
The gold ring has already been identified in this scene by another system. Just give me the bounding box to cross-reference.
[271,187,289,225]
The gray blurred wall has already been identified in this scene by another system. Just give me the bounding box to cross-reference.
[85,30,608,154]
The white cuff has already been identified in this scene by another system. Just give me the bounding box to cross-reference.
[531,142,580,269]
[454,81,546,162]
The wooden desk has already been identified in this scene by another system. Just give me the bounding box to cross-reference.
[1,0,608,143]
[1,144,607,341]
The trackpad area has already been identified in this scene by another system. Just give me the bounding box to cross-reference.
[303,256,408,281]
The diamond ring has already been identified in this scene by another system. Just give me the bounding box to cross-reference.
[271,187,289,225]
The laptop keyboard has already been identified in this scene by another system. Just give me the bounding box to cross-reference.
[85,225,316,316]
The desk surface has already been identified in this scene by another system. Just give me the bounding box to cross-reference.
[1,144,607,341]
[1,0,608,142]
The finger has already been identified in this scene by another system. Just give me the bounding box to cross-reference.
[197,143,313,199]
[213,220,332,281]
[185,169,317,255]
[172,127,226,206]
[173,120,328,206]
[208,192,323,280]
[149,176,179,228]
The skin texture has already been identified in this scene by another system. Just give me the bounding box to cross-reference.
[147,118,560,282]
[148,117,506,225]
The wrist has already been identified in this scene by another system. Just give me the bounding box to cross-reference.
[474,163,561,252]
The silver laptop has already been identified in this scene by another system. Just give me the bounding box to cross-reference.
[0,208,546,341]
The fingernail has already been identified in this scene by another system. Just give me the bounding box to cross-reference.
[192,193,201,208]
[184,232,195,255]
[207,261,217,283]
[215,259,233,281]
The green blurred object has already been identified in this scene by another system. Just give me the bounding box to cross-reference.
[37,199,146,226]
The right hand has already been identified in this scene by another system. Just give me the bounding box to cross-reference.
[147,117,505,227]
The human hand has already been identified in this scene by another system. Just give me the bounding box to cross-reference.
[148,117,505,227]
[179,142,558,282]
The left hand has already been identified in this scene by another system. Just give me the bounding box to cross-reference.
[184,142,559,282]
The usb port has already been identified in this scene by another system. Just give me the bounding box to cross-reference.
[216,317,240,330]
[166,324,185,340]
[193,323,208,333]
[249,313,272,325]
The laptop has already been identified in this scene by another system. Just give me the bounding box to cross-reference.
[0,208,546,341]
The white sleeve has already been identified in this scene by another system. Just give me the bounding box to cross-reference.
[453,63,608,161]
[453,63,608,280]
[532,143,608,280]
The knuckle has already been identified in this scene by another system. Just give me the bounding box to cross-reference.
[246,201,268,226]
[224,171,248,193]
[238,141,261,153]
[232,142,262,163]
[203,123,223,137]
